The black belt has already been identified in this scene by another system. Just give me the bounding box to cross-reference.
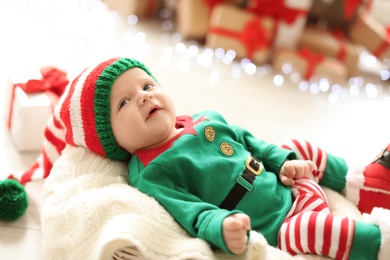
[219,156,263,210]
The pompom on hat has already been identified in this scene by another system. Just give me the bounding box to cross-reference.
[55,57,156,161]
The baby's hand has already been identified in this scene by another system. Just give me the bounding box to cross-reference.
[279,160,316,186]
[222,213,251,255]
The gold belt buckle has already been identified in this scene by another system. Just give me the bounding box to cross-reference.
[246,156,262,176]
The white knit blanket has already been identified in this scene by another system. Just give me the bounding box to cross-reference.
[41,146,363,260]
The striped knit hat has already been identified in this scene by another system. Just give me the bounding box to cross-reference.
[55,57,155,161]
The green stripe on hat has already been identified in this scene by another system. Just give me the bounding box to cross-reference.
[94,58,155,161]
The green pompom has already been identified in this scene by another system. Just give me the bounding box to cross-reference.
[0,179,29,221]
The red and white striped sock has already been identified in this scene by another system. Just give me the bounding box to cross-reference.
[279,211,354,260]
[278,178,354,260]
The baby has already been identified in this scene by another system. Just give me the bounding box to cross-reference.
[56,57,390,259]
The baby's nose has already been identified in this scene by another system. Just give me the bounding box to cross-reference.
[138,91,152,105]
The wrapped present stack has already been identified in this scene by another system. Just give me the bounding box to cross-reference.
[307,0,390,70]
[171,0,390,85]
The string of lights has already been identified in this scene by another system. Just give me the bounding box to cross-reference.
[13,0,390,104]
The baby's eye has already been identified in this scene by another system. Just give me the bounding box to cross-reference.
[143,84,154,91]
[119,99,130,109]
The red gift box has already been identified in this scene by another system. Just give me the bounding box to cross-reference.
[4,67,68,152]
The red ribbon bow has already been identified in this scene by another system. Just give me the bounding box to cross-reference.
[246,0,307,24]
[240,19,270,59]
[7,67,69,129]
[298,48,324,80]
[210,17,271,60]
[19,67,69,96]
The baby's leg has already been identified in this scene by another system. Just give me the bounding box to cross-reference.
[279,211,380,259]
[278,177,381,259]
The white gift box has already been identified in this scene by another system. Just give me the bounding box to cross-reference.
[245,0,313,49]
[4,78,53,152]
[371,0,390,26]
[273,0,313,49]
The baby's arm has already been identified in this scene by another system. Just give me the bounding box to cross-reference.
[222,213,251,254]
[279,160,316,186]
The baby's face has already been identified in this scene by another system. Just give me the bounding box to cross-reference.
[110,68,177,153]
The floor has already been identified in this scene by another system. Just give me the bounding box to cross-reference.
[0,0,389,258]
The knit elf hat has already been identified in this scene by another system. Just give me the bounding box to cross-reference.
[56,57,156,161]
[0,58,155,221]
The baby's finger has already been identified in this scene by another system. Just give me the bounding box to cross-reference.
[282,163,297,178]
[233,213,251,230]
[280,174,295,186]
[307,160,317,172]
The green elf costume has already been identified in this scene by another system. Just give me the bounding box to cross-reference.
[128,109,385,259]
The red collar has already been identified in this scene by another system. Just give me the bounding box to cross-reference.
[134,115,205,166]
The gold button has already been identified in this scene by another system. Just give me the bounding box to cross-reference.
[220,142,234,156]
[205,126,215,142]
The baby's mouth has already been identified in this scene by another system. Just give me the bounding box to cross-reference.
[147,106,160,119]
[150,108,158,115]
